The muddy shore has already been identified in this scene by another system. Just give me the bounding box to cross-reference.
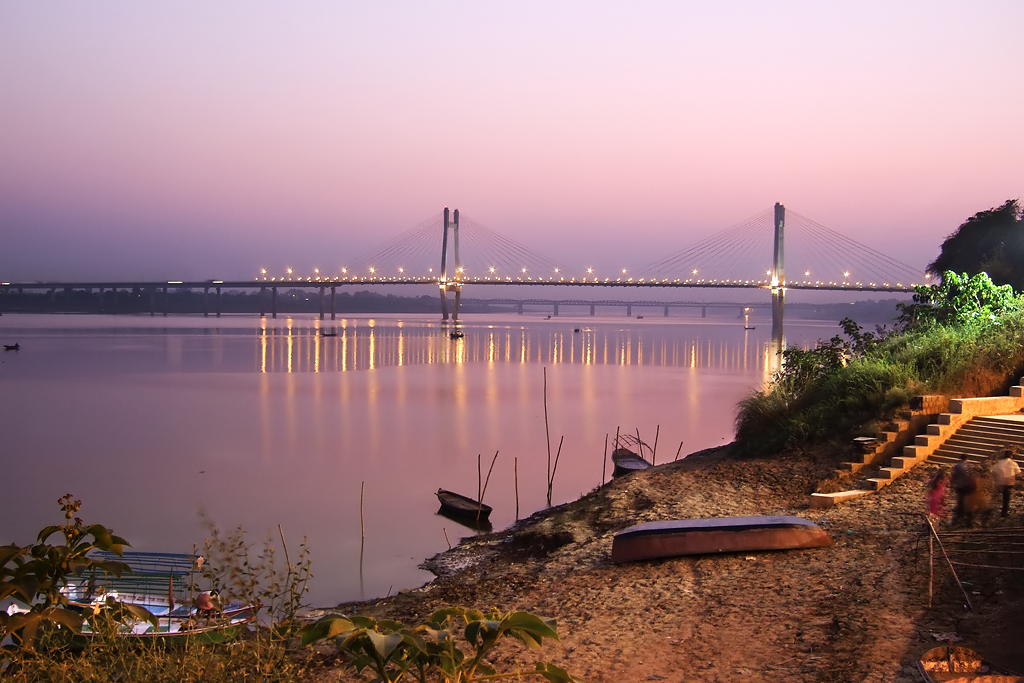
[311,446,1024,682]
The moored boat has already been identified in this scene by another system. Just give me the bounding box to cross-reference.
[611,447,652,477]
[436,488,492,522]
[62,551,259,644]
[917,645,1023,682]
[611,515,833,563]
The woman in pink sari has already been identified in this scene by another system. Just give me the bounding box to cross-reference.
[927,466,949,519]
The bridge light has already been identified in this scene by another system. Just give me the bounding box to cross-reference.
[622,269,627,274]
[341,268,348,274]
[554,268,559,273]
[843,271,850,278]
[398,267,404,273]
[314,268,319,274]
[286,268,292,275]
[522,268,527,273]
[692,269,698,275]
[369,267,376,274]
[489,267,495,273]
[587,268,593,274]
[805,271,810,277]
[261,268,267,275]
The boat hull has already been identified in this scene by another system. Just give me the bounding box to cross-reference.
[611,515,832,563]
[436,489,492,522]
[611,448,651,478]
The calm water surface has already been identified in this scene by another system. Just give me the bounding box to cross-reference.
[0,311,839,606]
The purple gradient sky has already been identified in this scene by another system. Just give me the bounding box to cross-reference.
[1,2,1021,281]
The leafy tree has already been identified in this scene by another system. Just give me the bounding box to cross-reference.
[927,199,1024,290]
[896,271,1018,329]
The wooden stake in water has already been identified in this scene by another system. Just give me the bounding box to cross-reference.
[602,433,609,485]
[477,453,482,503]
[444,527,452,550]
[360,481,365,547]
[674,441,684,461]
[543,367,552,495]
[547,435,564,507]
[479,450,498,522]
[652,425,660,465]
[615,426,621,450]
[515,457,520,521]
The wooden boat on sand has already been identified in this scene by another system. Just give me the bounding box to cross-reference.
[917,645,1023,682]
[611,447,652,477]
[436,489,492,523]
[611,515,833,563]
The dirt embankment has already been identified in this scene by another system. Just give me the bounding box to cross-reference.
[313,446,1024,682]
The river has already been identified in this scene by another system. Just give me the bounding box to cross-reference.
[0,310,841,606]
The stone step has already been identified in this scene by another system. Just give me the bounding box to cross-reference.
[839,461,871,474]
[939,439,1008,456]
[866,478,891,491]
[877,467,904,480]
[929,453,962,465]
[809,490,873,509]
[954,426,1024,442]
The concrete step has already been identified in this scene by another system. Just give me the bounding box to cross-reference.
[938,440,1006,457]
[929,454,961,465]
[866,478,891,491]
[839,462,871,474]
[954,426,1024,442]
[809,490,873,509]
[877,467,904,480]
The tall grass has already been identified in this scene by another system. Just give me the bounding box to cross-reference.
[736,305,1024,456]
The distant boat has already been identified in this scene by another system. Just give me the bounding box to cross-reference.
[449,331,464,339]
[611,447,652,478]
[744,326,756,330]
[435,488,491,523]
[917,645,1023,682]
[320,330,338,337]
[3,343,19,351]
[636,315,644,319]
[573,328,581,333]
[611,515,833,563]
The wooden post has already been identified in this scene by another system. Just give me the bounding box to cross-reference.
[543,367,552,496]
[675,442,684,461]
[547,436,564,507]
[515,457,519,521]
[602,434,609,484]
[479,451,498,522]
[653,425,660,465]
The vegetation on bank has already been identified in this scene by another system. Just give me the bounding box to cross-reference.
[736,270,1024,455]
[1,497,578,683]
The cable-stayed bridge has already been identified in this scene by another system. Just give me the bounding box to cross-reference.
[2,204,927,321]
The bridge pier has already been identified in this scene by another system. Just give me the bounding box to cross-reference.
[271,287,277,319]
[319,286,325,320]
[330,286,336,320]
[590,304,595,316]
[664,305,669,317]
[259,286,266,317]
[98,287,104,313]
[453,288,461,322]
[626,304,631,317]
[517,302,523,314]
[162,287,168,316]
[110,288,116,314]
[204,287,209,317]
[553,303,559,316]
[149,288,156,316]
[216,286,222,317]
[701,306,706,318]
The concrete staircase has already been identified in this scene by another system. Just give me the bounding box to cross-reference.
[929,415,1024,465]
[810,380,1024,508]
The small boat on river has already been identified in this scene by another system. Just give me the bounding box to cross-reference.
[611,515,833,563]
[61,551,258,645]
[3,343,19,351]
[917,645,1023,683]
[611,447,652,477]
[436,489,492,523]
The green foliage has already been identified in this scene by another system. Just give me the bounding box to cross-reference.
[927,199,1024,291]
[0,495,142,650]
[897,271,1018,329]
[198,520,313,640]
[300,606,581,682]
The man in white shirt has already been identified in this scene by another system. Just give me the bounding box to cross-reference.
[992,449,1022,518]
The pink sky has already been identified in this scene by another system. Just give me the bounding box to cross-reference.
[1,2,1021,281]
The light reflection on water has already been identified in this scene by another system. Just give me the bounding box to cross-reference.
[254,322,779,374]
[0,313,839,607]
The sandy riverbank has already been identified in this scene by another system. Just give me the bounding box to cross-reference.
[311,445,1024,682]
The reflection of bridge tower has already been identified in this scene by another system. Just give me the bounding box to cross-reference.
[439,207,463,321]
[771,202,786,372]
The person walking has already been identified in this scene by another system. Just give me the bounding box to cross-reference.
[992,448,1021,518]
[927,466,948,519]
[950,454,975,525]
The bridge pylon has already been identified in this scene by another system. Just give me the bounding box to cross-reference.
[439,207,463,322]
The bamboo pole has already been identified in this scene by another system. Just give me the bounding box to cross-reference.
[929,526,934,608]
[926,515,972,610]
[478,454,482,503]
[444,528,451,549]
[602,434,608,485]
[548,436,564,507]
[515,457,519,521]
[615,426,621,450]
[479,450,498,522]
[675,442,684,461]
[360,482,365,547]
[544,367,552,494]
[652,425,660,465]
